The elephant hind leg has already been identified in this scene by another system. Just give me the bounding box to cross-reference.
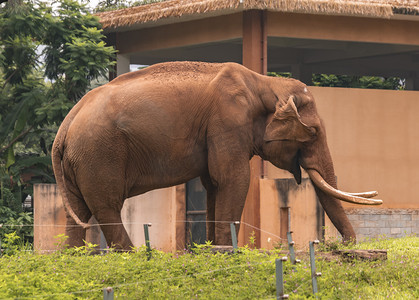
[94,207,133,251]
[64,191,92,248]
[200,174,216,243]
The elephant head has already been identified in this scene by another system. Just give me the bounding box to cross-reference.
[259,82,382,242]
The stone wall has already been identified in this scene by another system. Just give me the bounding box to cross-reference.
[345,208,419,241]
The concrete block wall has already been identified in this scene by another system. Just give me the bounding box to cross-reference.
[345,208,419,241]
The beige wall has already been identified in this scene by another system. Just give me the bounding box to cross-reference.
[310,87,419,209]
[258,178,324,249]
[263,87,419,243]
[34,184,183,252]
[34,184,66,251]
[121,187,183,252]
[267,87,419,209]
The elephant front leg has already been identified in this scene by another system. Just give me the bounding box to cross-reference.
[208,156,250,246]
[213,179,250,245]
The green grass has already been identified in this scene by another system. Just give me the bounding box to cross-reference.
[0,235,417,299]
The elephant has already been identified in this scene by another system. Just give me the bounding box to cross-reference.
[52,61,382,250]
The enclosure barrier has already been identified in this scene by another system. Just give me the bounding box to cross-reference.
[276,257,289,299]
[287,231,301,265]
[143,223,152,260]
[230,221,240,252]
[0,221,326,299]
[309,240,322,294]
[103,287,114,300]
[95,238,321,300]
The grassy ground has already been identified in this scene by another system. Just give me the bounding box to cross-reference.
[0,235,417,299]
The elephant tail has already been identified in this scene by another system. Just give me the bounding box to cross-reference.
[51,103,91,230]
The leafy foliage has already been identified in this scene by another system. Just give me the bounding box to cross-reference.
[268,72,404,90]
[0,236,417,298]
[0,205,33,243]
[0,0,115,221]
[312,74,403,90]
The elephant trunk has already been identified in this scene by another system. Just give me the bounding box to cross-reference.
[309,163,356,242]
[302,137,381,243]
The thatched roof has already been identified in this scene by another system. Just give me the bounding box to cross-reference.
[98,0,419,31]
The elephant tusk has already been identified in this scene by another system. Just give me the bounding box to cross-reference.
[306,169,383,205]
[346,191,378,198]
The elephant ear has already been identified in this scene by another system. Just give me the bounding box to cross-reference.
[264,96,316,142]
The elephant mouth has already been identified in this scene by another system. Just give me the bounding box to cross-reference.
[306,169,383,205]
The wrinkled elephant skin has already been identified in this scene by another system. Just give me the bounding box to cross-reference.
[52,62,380,250]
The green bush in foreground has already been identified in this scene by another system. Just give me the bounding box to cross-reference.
[0,236,417,299]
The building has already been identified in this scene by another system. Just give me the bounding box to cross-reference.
[35,0,419,251]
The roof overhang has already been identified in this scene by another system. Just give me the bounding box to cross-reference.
[97,0,419,33]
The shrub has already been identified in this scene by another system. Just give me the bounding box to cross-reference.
[0,236,417,299]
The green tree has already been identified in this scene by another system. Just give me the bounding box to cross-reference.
[0,0,115,236]
[312,74,403,90]
[269,72,403,90]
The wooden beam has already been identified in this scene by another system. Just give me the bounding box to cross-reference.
[117,13,242,54]
[268,12,419,46]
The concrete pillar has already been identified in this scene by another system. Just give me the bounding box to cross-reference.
[33,184,100,252]
[105,32,117,81]
[33,184,66,251]
[116,54,130,76]
[405,74,419,91]
[291,64,313,85]
[239,10,268,248]
[242,10,267,75]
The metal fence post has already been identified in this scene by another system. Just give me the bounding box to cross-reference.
[309,240,321,295]
[0,224,2,257]
[276,257,289,299]
[286,231,300,264]
[143,223,152,260]
[230,221,239,252]
[103,287,114,300]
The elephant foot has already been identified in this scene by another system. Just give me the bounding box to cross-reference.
[214,222,233,246]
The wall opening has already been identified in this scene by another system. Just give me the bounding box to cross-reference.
[280,207,290,240]
[185,177,207,245]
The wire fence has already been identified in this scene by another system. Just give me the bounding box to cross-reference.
[3,259,280,300]
[0,219,286,240]
[0,220,323,300]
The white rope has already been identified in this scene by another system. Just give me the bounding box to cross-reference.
[1,220,236,228]
[1,220,287,242]
[240,221,286,242]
